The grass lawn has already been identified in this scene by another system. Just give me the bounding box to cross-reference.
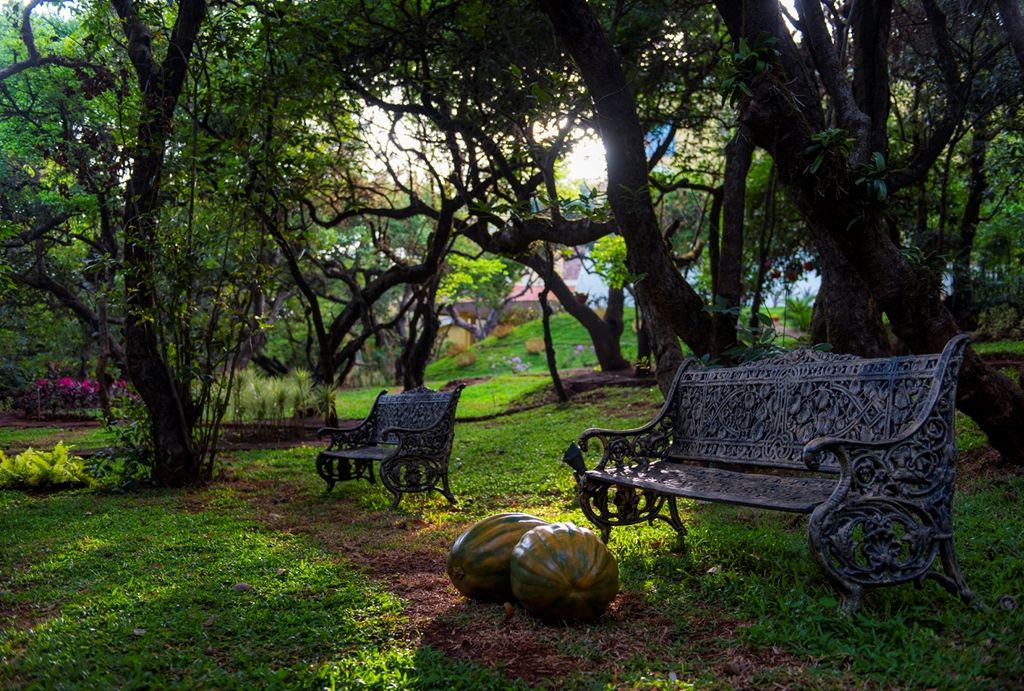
[425,310,639,381]
[0,424,117,453]
[3,383,1023,689]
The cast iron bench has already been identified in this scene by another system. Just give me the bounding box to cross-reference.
[563,336,973,609]
[316,384,465,509]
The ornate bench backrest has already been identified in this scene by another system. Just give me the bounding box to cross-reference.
[668,337,968,472]
[371,385,463,445]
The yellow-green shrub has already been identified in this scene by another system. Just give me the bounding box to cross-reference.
[0,442,92,489]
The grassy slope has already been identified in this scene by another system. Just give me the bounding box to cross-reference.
[425,309,639,381]
[3,382,1023,689]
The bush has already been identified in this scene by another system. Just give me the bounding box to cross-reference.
[0,442,93,489]
[230,368,321,423]
[500,306,537,327]
[974,304,1023,341]
[455,351,478,368]
[14,376,136,418]
[524,337,546,354]
[492,324,515,339]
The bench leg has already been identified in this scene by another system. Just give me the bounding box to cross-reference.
[380,456,455,510]
[354,459,375,484]
[578,480,684,544]
[808,498,966,610]
[927,539,975,605]
[385,480,455,510]
[439,473,457,506]
[667,498,688,544]
[388,489,403,510]
[315,454,338,493]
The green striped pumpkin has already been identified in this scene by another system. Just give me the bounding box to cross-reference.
[446,512,548,602]
[510,522,619,622]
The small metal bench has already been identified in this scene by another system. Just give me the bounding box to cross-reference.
[316,384,465,509]
[563,336,973,609]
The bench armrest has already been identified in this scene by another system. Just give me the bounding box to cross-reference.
[578,420,674,468]
[800,416,956,498]
[574,362,695,472]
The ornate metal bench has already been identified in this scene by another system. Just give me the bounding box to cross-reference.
[563,336,972,609]
[316,384,465,509]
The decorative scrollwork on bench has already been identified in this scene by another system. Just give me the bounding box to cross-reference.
[577,478,684,543]
[564,335,973,610]
[315,384,464,509]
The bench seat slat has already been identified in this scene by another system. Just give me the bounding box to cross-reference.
[586,461,837,513]
[320,447,393,461]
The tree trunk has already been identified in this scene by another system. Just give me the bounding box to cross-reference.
[814,227,890,356]
[712,127,754,355]
[996,0,1024,75]
[539,285,569,402]
[720,0,1024,465]
[524,252,630,372]
[748,161,776,327]
[947,128,988,329]
[634,304,653,376]
[116,0,208,486]
[538,0,712,385]
[401,281,440,390]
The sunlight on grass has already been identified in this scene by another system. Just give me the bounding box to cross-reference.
[0,488,509,688]
[3,385,1023,689]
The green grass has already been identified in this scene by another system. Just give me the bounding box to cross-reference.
[3,385,1023,689]
[425,310,639,380]
[0,487,516,689]
[333,374,558,421]
[971,339,1024,354]
[0,425,118,454]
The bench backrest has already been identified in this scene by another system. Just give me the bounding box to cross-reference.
[369,385,464,445]
[667,336,968,473]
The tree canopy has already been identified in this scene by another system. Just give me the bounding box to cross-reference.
[3,0,1023,481]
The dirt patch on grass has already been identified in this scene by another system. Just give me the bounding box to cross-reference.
[212,476,811,687]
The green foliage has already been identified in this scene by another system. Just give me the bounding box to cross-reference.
[782,292,815,333]
[94,396,155,486]
[854,151,889,201]
[229,368,320,424]
[438,255,521,310]
[588,235,632,289]
[803,128,854,176]
[0,442,91,489]
[719,33,780,105]
[974,304,1024,341]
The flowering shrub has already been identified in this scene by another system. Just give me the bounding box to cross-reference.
[15,376,136,418]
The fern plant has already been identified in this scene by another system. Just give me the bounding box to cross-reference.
[0,442,93,489]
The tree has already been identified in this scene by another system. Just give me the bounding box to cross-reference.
[0,0,269,485]
[438,254,523,341]
[536,0,1024,463]
[712,0,1024,464]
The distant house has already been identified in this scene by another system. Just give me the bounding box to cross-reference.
[507,255,585,308]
